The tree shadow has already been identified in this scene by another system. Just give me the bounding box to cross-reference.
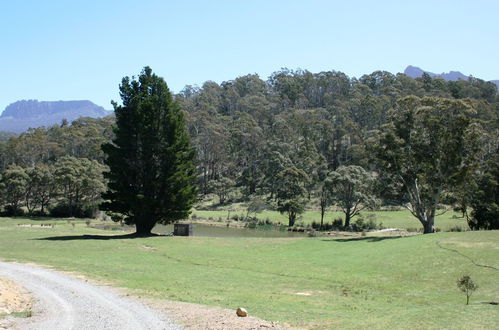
[36,233,165,241]
[321,236,406,243]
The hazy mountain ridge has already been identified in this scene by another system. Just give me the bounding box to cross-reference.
[0,100,111,133]
[404,65,499,88]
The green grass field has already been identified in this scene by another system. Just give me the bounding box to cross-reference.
[192,208,469,231]
[0,217,497,329]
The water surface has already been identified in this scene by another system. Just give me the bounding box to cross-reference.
[152,223,307,238]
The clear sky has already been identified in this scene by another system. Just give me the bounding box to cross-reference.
[1,0,498,112]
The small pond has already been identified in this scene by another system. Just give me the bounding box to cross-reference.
[152,223,308,238]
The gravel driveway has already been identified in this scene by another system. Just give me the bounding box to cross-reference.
[0,261,181,330]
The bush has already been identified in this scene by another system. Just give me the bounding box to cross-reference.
[0,205,25,217]
[311,221,334,231]
[49,203,98,218]
[457,275,478,305]
[49,203,73,217]
[30,210,48,217]
[82,204,99,218]
[307,229,318,237]
[332,218,343,229]
[350,214,380,232]
[246,222,257,229]
[449,225,466,232]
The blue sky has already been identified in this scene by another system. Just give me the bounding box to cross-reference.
[1,0,498,112]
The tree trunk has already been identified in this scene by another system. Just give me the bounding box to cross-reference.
[135,221,156,236]
[422,217,435,234]
[320,209,325,230]
[344,211,351,229]
[288,212,296,227]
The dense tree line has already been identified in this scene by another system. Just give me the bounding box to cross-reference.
[0,69,497,230]
[0,117,112,217]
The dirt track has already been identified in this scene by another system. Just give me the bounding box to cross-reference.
[0,261,180,330]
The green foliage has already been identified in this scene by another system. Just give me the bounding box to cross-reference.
[374,96,481,233]
[101,67,197,235]
[0,165,28,215]
[25,163,56,214]
[457,275,478,305]
[275,166,309,226]
[350,214,381,231]
[0,131,17,142]
[468,153,499,230]
[209,177,235,204]
[53,156,106,217]
[327,165,376,228]
[245,197,268,220]
[0,68,497,226]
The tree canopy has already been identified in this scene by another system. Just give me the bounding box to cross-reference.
[101,67,197,235]
[0,68,497,233]
[374,96,481,233]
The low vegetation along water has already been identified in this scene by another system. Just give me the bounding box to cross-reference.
[166,224,307,238]
[100,223,308,238]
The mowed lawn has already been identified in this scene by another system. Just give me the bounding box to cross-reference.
[0,217,497,329]
[192,209,469,231]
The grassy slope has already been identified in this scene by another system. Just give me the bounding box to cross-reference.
[0,217,497,329]
[192,209,469,231]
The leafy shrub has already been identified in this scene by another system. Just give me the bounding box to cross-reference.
[311,221,334,231]
[82,204,99,218]
[332,218,343,229]
[257,218,272,226]
[307,229,318,237]
[0,205,25,217]
[457,275,478,305]
[449,225,466,232]
[350,214,380,232]
[246,222,257,229]
[49,203,98,218]
[30,210,48,217]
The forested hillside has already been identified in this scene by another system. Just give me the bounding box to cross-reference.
[0,69,497,229]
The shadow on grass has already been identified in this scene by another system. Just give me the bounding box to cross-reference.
[322,236,406,243]
[36,233,165,241]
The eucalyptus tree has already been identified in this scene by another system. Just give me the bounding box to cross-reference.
[54,156,106,217]
[0,165,28,215]
[375,96,481,233]
[327,165,376,229]
[25,164,56,214]
[275,166,309,227]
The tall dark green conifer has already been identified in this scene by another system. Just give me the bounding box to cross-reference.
[101,67,197,235]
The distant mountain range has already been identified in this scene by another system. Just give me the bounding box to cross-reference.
[404,65,499,88]
[0,100,112,133]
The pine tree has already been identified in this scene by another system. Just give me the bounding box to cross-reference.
[101,67,197,235]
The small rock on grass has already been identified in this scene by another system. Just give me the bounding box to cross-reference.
[236,307,248,317]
